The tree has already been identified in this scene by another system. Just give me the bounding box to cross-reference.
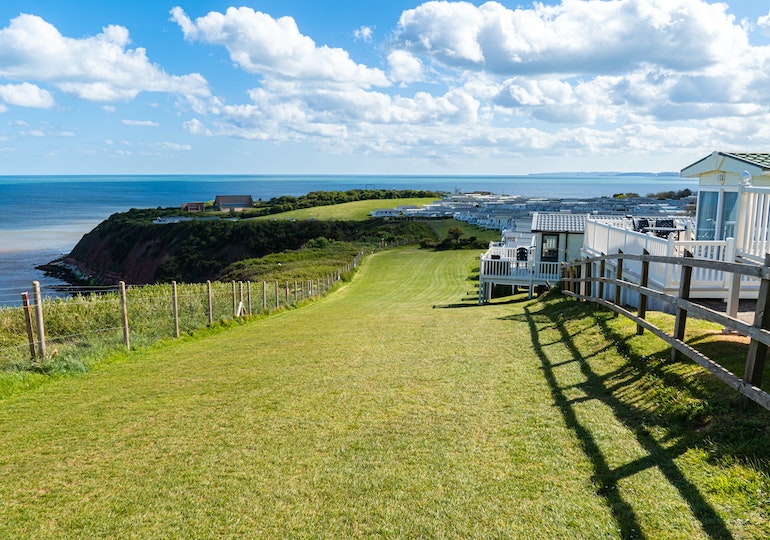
[448,226,465,243]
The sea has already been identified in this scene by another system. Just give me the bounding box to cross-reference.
[0,173,698,306]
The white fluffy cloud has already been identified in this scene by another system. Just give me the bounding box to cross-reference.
[171,6,389,89]
[177,0,770,166]
[759,10,770,35]
[354,26,374,42]
[0,82,53,108]
[122,119,160,127]
[388,51,424,84]
[394,0,749,75]
[0,13,209,101]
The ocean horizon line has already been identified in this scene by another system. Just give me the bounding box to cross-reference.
[0,171,683,181]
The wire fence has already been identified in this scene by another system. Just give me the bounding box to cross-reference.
[0,251,365,372]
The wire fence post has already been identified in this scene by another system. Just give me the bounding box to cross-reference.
[207,280,213,325]
[262,281,267,312]
[32,281,46,359]
[247,281,252,315]
[119,281,130,351]
[21,292,36,361]
[275,281,279,310]
[231,281,237,318]
[172,281,180,338]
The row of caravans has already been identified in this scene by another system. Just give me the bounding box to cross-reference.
[479,151,770,313]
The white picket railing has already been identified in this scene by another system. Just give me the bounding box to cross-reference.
[583,218,760,299]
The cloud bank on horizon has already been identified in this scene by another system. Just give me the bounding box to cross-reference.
[0,0,767,174]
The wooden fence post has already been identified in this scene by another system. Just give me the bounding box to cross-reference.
[262,281,267,311]
[207,280,213,324]
[672,251,693,361]
[247,281,252,315]
[744,254,770,388]
[598,255,606,300]
[275,281,279,309]
[120,281,130,351]
[172,281,180,338]
[32,281,46,359]
[726,236,740,320]
[614,250,624,317]
[637,249,650,336]
[21,292,36,360]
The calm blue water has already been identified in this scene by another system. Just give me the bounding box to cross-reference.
[0,174,696,305]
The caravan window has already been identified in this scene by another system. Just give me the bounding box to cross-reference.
[541,234,559,262]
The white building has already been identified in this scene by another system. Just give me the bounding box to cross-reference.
[480,151,770,310]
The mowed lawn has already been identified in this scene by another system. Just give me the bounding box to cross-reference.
[0,248,767,538]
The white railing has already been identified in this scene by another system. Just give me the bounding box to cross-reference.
[736,185,770,264]
[583,218,745,296]
[479,257,561,283]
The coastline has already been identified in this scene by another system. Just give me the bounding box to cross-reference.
[0,174,698,306]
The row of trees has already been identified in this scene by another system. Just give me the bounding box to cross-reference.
[613,189,693,200]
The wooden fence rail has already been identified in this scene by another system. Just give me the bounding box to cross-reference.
[561,251,770,411]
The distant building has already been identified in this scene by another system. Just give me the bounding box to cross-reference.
[182,202,206,212]
[214,195,254,212]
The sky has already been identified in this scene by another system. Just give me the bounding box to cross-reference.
[0,0,768,175]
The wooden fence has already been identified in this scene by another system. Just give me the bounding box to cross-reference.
[561,252,770,411]
[1,251,365,369]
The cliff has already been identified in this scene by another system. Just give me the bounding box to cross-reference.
[57,209,435,285]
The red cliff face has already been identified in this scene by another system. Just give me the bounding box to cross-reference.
[65,228,174,285]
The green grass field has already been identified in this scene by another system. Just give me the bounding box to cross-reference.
[0,248,767,538]
[255,197,438,221]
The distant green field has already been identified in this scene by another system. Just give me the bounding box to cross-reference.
[255,197,438,221]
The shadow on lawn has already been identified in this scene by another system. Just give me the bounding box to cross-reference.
[517,298,737,539]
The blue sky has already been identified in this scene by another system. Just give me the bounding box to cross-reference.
[0,0,767,175]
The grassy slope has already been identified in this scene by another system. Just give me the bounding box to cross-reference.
[0,249,767,538]
[254,197,438,221]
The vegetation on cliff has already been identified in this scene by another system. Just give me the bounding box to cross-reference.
[66,208,436,284]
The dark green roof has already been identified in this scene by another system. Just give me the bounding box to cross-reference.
[725,152,770,170]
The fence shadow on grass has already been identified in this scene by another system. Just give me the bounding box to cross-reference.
[517,300,734,539]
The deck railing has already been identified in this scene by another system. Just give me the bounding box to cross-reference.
[582,218,755,299]
[479,257,560,282]
[736,185,770,264]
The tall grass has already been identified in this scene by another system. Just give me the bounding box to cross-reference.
[0,250,364,389]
